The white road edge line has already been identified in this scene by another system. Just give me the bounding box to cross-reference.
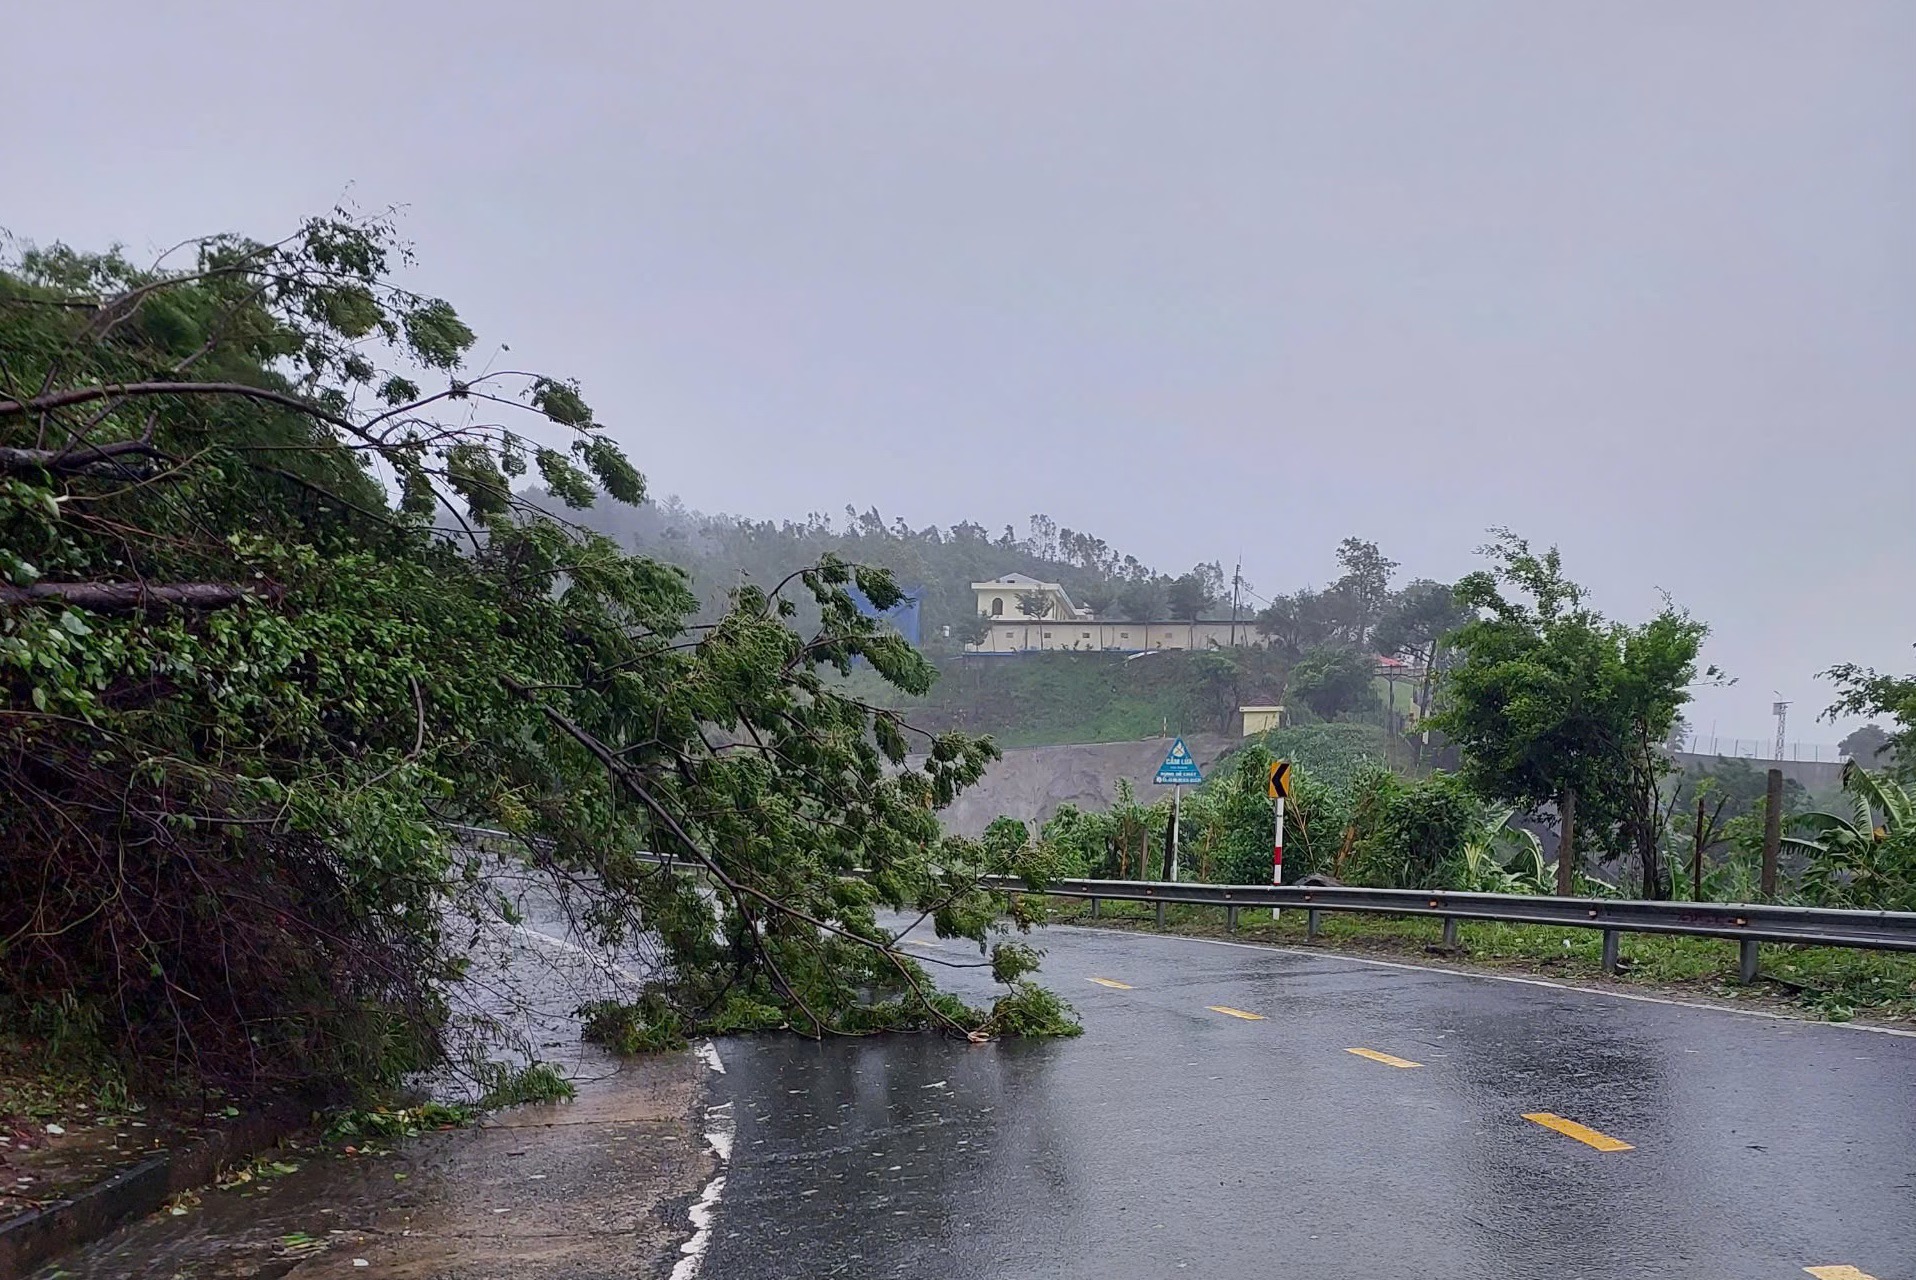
[672,1041,733,1280]
[506,921,650,987]
[1064,925,1916,1040]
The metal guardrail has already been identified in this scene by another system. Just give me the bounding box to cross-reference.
[981,876,1916,982]
[446,824,1916,984]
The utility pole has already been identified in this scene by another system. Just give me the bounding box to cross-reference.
[1691,795,1707,901]
[1760,767,1784,899]
[1229,559,1242,648]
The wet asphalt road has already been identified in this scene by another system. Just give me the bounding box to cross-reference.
[700,923,1916,1280]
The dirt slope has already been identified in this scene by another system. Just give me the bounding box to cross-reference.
[929,734,1238,836]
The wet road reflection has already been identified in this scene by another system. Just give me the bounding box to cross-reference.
[702,924,1916,1280]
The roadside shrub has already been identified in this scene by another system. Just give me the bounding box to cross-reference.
[1348,770,1479,889]
[1190,746,1342,886]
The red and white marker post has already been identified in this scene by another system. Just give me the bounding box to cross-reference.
[1271,794,1284,921]
[1267,758,1291,921]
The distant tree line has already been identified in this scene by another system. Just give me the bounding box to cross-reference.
[537,495,1484,727]
[525,498,1236,641]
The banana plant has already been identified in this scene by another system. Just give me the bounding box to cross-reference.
[1459,807,1551,894]
[1783,762,1916,911]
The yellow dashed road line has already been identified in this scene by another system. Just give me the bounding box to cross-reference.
[1805,1267,1879,1280]
[1522,1112,1634,1152]
[902,938,944,949]
[1346,1047,1422,1069]
[1088,977,1134,989]
[1206,1005,1266,1021]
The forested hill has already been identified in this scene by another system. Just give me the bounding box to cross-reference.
[529,490,1475,734]
[526,492,1216,640]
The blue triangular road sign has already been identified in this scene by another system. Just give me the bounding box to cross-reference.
[1154,736,1203,785]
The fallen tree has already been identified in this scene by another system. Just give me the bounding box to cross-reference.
[0,212,1072,1093]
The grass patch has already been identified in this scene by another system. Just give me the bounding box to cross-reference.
[866,650,1296,747]
[1053,898,1916,1023]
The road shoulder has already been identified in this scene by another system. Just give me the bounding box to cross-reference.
[32,1053,711,1279]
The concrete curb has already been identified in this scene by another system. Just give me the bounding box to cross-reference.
[0,1096,311,1278]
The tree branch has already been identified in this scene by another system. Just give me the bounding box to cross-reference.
[0,439,171,477]
[1,581,281,612]
[497,676,996,998]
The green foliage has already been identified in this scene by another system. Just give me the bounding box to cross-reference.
[1457,808,1551,894]
[0,212,1060,1095]
[475,1061,576,1109]
[1826,658,1916,782]
[536,504,1180,647]
[1373,577,1471,722]
[1117,577,1169,622]
[1346,769,1480,889]
[1250,539,1410,659]
[1186,747,1299,886]
[1678,756,1806,824]
[980,983,1084,1039]
[1038,803,1118,879]
[324,1101,476,1143]
[1251,723,1392,793]
[1287,646,1382,721]
[1329,537,1398,647]
[1038,731,1529,896]
[1838,724,1896,771]
[1036,781,1182,882]
[1785,763,1916,912]
[1165,565,1223,621]
[1435,530,1710,892]
[1253,589,1342,661]
[880,649,1290,745]
[989,941,1045,984]
[579,997,691,1055]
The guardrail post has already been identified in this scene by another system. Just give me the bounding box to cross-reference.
[1601,930,1620,973]
[1738,939,1759,984]
[1227,905,1239,932]
[1306,908,1320,940]
[1441,917,1459,948]
[1155,900,1167,927]
[1089,897,1100,920]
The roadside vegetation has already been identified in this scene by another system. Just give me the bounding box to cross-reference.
[1026,537,1916,934]
[1052,899,1916,1025]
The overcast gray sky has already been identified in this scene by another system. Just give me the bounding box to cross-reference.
[10,2,1914,742]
